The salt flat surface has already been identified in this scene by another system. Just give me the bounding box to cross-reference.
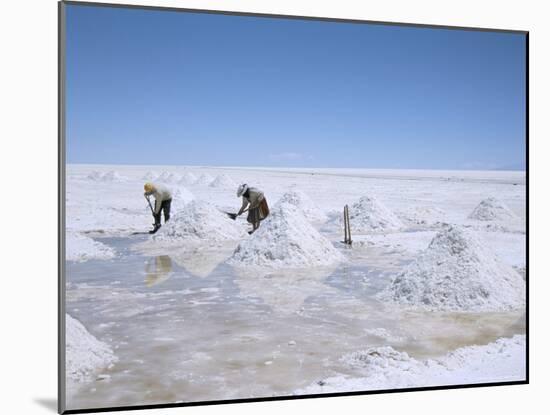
[64,165,526,410]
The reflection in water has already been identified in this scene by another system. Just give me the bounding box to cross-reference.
[232,265,339,314]
[169,242,239,278]
[136,241,236,278]
[144,255,173,287]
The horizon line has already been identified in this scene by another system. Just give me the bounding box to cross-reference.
[66,162,526,172]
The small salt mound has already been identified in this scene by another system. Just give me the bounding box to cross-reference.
[66,314,117,382]
[157,171,172,181]
[341,346,415,372]
[179,172,198,185]
[102,170,125,181]
[153,200,246,242]
[87,170,125,182]
[87,170,104,181]
[275,190,326,223]
[157,171,181,183]
[297,335,526,394]
[337,196,402,233]
[209,173,237,189]
[380,225,525,312]
[194,173,214,185]
[142,171,158,181]
[66,232,115,262]
[468,197,518,221]
[227,203,344,268]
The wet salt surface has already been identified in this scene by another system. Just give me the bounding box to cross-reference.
[65,236,525,410]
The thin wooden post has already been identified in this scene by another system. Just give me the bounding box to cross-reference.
[343,205,352,245]
[346,205,352,245]
[344,205,348,244]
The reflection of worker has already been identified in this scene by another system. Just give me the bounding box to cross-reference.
[236,184,270,234]
[145,255,173,287]
[144,182,172,233]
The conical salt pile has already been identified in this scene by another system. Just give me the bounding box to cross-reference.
[87,170,104,181]
[344,196,402,232]
[66,314,117,382]
[227,203,344,268]
[275,190,326,223]
[157,171,181,183]
[194,173,215,185]
[179,172,197,186]
[153,200,245,242]
[87,170,125,182]
[468,197,518,221]
[209,173,237,189]
[380,225,525,311]
[142,171,158,181]
[102,170,125,181]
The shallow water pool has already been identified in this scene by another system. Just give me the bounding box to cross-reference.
[65,236,525,410]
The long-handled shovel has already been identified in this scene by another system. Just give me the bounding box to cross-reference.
[145,195,155,215]
[222,208,249,220]
[145,195,163,234]
[131,195,159,235]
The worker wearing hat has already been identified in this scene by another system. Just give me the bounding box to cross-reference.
[144,182,172,233]
[236,183,269,234]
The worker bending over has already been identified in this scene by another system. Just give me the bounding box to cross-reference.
[236,184,269,234]
[144,182,172,233]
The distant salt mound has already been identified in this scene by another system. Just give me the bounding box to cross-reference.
[227,203,344,268]
[209,173,236,189]
[336,196,402,233]
[87,170,125,182]
[102,170,125,181]
[87,171,104,181]
[194,173,215,185]
[157,171,181,183]
[275,190,326,223]
[179,171,198,186]
[154,200,245,242]
[380,225,525,312]
[66,314,117,382]
[157,171,172,181]
[142,171,158,181]
[468,197,518,221]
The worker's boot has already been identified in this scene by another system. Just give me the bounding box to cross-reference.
[248,222,260,235]
[150,214,162,234]
[149,223,161,234]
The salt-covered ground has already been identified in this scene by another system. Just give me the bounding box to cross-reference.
[64,164,526,410]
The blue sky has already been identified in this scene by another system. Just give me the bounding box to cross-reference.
[65,4,526,170]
